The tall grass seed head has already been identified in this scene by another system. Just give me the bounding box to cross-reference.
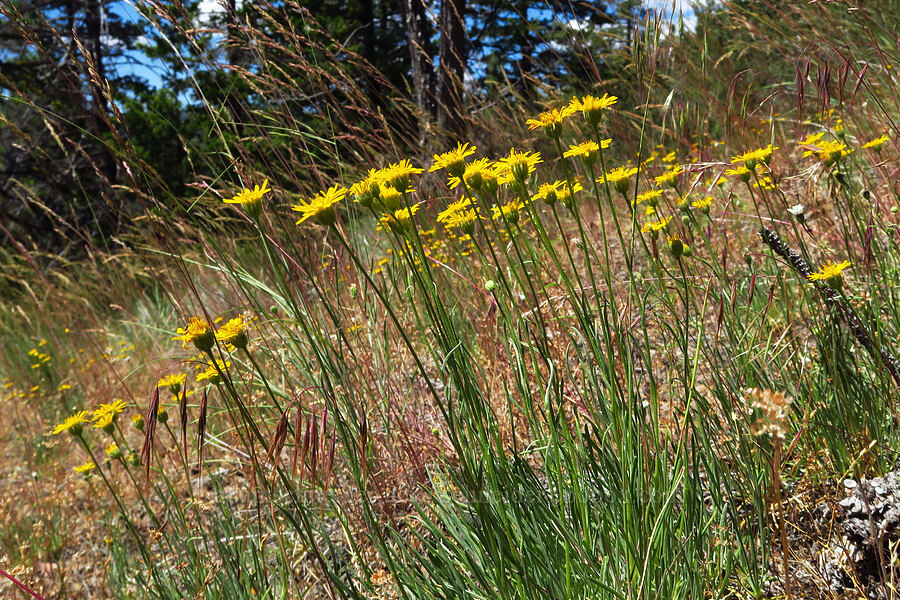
[223,179,270,219]
[746,388,792,441]
[173,317,215,352]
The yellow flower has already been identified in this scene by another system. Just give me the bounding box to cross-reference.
[292,184,347,227]
[667,233,685,258]
[798,131,825,147]
[661,150,677,163]
[532,180,564,205]
[568,93,617,125]
[654,165,683,188]
[596,166,638,195]
[437,198,473,222]
[197,359,230,385]
[732,145,776,170]
[808,260,850,290]
[131,413,145,431]
[105,442,123,460]
[93,399,126,422]
[173,317,215,352]
[724,165,755,183]
[377,204,420,234]
[216,315,249,350]
[802,139,851,164]
[448,158,495,191]
[634,189,664,207]
[557,182,584,208]
[429,143,476,178]
[349,169,382,207]
[753,176,776,190]
[50,410,90,436]
[223,179,270,219]
[525,106,576,137]
[492,198,528,224]
[443,209,480,234]
[93,412,115,431]
[74,462,96,474]
[376,159,424,191]
[641,215,673,235]
[496,149,542,185]
[563,140,611,166]
[692,196,713,214]
[159,373,186,395]
[862,134,890,152]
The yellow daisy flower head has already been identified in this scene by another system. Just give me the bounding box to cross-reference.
[798,131,825,147]
[197,359,230,386]
[732,144,776,170]
[724,164,756,183]
[173,316,215,352]
[158,373,186,395]
[801,139,851,165]
[436,198,473,222]
[654,165,683,188]
[223,179,270,219]
[661,150,677,164]
[532,180,564,205]
[525,105,576,138]
[377,204,421,234]
[753,176,776,190]
[292,184,347,227]
[50,410,90,436]
[93,399,126,422]
[430,143,476,178]
[808,260,850,290]
[563,139,611,166]
[374,184,409,212]
[667,233,685,259]
[634,189,664,208]
[443,208,480,234]
[74,461,96,474]
[105,442,123,460]
[568,93,618,125]
[692,195,713,214]
[492,198,529,225]
[376,159,424,191]
[641,215,673,237]
[349,169,382,208]
[448,158,494,191]
[597,166,639,195]
[557,182,584,209]
[496,149,542,185]
[216,315,249,350]
[131,413,145,431]
[862,134,890,153]
[93,411,115,432]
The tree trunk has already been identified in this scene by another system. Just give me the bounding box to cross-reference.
[403,0,436,127]
[438,0,466,136]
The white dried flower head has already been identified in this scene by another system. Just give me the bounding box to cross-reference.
[745,388,792,441]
